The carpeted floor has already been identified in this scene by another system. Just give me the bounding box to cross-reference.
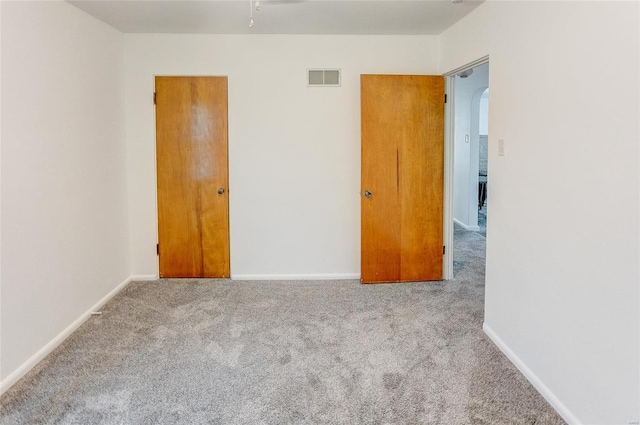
[453,222,486,279]
[0,227,564,424]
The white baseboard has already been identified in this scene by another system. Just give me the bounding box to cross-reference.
[483,323,581,425]
[129,274,158,281]
[0,275,139,396]
[454,218,480,231]
[231,273,360,281]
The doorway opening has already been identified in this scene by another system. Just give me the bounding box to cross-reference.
[443,59,489,280]
[477,88,489,238]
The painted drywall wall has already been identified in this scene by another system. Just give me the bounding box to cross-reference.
[479,92,489,136]
[124,34,439,278]
[478,90,489,175]
[1,2,130,382]
[0,0,3,388]
[440,2,640,424]
[453,63,488,230]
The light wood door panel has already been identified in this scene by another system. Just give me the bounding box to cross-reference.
[361,76,401,282]
[155,76,230,278]
[361,75,444,283]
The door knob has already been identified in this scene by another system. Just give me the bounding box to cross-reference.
[364,190,372,198]
[218,188,225,195]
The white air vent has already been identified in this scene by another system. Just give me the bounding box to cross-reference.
[308,69,341,87]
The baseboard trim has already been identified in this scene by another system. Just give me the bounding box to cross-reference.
[483,323,581,425]
[231,273,360,281]
[0,275,137,396]
[454,218,480,231]
[129,274,158,281]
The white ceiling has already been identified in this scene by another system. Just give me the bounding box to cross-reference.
[68,0,483,35]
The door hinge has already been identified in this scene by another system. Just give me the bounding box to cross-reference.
[444,94,448,104]
[153,92,157,105]
[156,243,159,256]
[443,246,446,255]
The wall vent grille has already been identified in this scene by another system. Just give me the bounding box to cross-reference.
[308,69,341,87]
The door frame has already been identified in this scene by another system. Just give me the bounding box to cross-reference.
[442,56,489,280]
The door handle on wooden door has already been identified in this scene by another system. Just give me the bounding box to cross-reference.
[218,188,225,195]
[363,190,372,198]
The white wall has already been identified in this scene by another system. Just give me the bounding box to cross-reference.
[479,91,489,136]
[0,0,4,388]
[453,63,488,230]
[440,2,640,424]
[1,1,130,385]
[125,34,439,279]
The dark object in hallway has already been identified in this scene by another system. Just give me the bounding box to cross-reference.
[478,172,487,210]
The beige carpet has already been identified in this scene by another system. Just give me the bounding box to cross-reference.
[0,226,565,424]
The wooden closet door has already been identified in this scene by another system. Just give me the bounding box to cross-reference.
[155,76,230,278]
[361,75,444,283]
